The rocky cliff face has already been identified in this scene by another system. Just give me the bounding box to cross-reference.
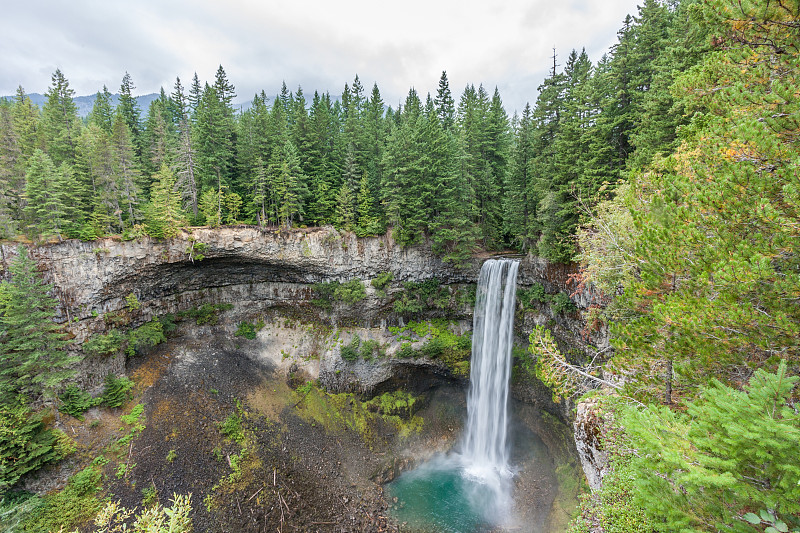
[2,226,607,422]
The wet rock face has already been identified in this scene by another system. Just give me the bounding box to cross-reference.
[573,398,609,491]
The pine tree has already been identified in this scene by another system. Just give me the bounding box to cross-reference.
[11,86,39,169]
[423,96,475,264]
[248,158,270,226]
[40,69,80,166]
[0,246,74,402]
[355,172,380,236]
[193,84,234,195]
[434,71,455,131]
[111,115,143,228]
[334,182,355,231]
[75,124,120,235]
[199,187,222,227]
[271,140,308,228]
[88,86,115,134]
[23,150,68,239]
[363,83,387,209]
[117,72,143,161]
[145,164,185,238]
[188,72,202,116]
[0,100,23,231]
[503,103,537,250]
[171,78,198,219]
[623,362,800,531]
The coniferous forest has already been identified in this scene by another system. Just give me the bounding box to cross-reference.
[0,0,708,265]
[1,0,799,531]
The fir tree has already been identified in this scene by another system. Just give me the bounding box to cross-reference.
[434,71,455,131]
[40,69,80,166]
[145,164,185,238]
[117,72,143,160]
[88,85,115,134]
[0,247,74,403]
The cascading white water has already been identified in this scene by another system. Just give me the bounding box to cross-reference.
[460,258,519,516]
[386,258,523,531]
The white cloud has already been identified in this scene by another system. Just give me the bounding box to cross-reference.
[1,0,641,113]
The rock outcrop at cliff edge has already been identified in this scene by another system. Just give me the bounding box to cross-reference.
[1,226,601,336]
[574,397,610,491]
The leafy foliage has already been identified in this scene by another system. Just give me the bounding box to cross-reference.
[312,279,366,308]
[340,335,361,362]
[392,279,450,315]
[90,493,193,533]
[234,319,264,340]
[125,318,166,356]
[21,465,103,533]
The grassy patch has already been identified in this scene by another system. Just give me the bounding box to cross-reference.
[293,384,423,445]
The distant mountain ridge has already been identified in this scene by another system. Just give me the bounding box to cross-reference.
[0,92,161,118]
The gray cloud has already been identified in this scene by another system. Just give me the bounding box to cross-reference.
[1,0,641,114]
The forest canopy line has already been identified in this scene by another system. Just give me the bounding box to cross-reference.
[0,0,705,264]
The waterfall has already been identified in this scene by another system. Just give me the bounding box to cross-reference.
[462,258,519,484]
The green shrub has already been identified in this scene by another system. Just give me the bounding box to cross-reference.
[455,284,477,307]
[517,284,547,309]
[340,335,361,362]
[21,466,103,533]
[59,384,96,419]
[371,271,394,290]
[334,279,366,304]
[621,361,800,532]
[311,281,337,309]
[235,321,256,339]
[371,271,394,298]
[359,338,382,360]
[313,280,367,307]
[83,329,125,356]
[178,303,233,325]
[396,342,417,359]
[99,375,133,408]
[159,313,177,335]
[392,279,450,315]
[551,292,577,314]
[125,292,141,310]
[235,319,264,340]
[126,319,166,356]
[419,337,446,359]
[219,413,244,444]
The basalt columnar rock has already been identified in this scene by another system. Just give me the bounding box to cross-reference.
[1,226,608,432]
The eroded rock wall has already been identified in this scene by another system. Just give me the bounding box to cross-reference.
[2,227,607,419]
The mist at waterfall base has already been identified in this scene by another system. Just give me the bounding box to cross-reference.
[387,259,520,532]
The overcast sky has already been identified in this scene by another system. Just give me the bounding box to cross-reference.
[1,0,642,115]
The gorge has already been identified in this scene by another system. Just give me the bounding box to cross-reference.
[3,227,604,532]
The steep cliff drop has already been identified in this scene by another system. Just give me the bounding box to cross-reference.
[387,259,520,532]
